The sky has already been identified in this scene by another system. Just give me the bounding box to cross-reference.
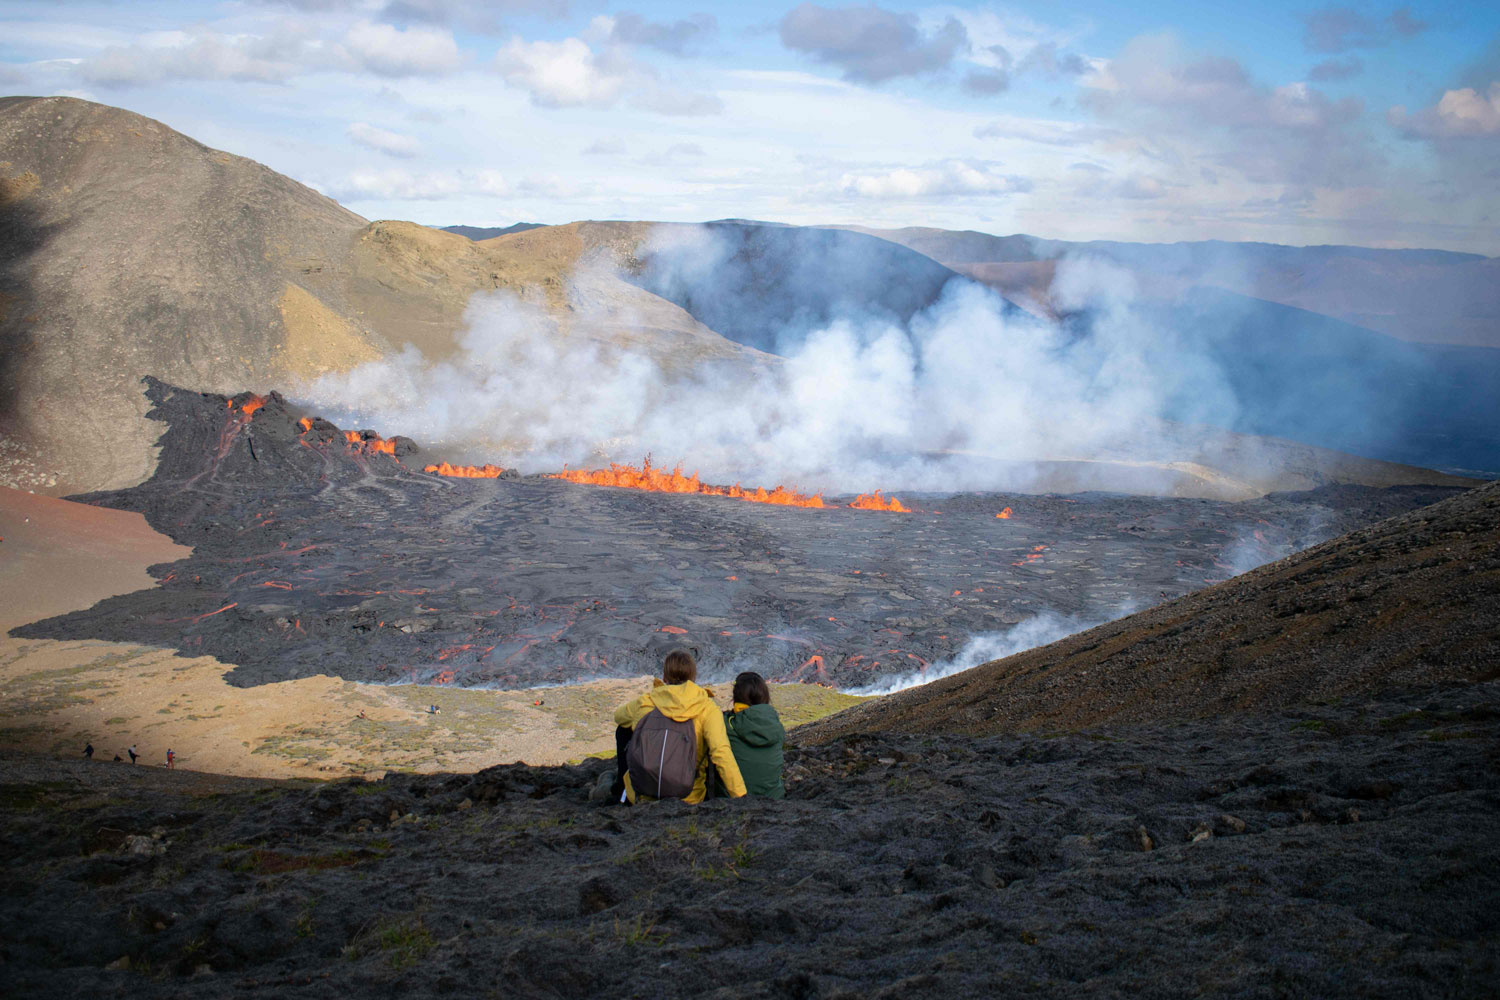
[2,1,1498,253]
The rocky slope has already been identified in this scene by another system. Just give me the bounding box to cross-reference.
[801,480,1500,743]
[0,680,1495,998]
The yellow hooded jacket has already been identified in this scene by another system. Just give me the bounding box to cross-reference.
[615,681,747,804]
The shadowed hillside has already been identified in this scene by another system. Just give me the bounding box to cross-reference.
[0,96,377,493]
[624,220,996,356]
[800,480,1500,743]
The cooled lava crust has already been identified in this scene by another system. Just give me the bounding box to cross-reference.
[12,377,1467,689]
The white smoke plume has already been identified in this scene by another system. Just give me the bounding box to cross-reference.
[847,606,1133,696]
[297,224,1248,495]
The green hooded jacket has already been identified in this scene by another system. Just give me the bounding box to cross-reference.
[714,703,786,799]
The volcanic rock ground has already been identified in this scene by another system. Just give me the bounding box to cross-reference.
[12,378,1466,691]
[1,679,1496,999]
[4,388,1497,1000]
[805,478,1500,740]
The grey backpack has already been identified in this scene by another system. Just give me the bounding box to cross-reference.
[626,710,698,800]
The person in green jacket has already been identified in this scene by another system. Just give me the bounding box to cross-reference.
[714,671,786,799]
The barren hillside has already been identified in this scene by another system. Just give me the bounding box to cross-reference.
[0,96,379,493]
[799,479,1500,742]
[0,99,763,495]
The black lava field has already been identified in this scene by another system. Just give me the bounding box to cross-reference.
[14,378,1465,689]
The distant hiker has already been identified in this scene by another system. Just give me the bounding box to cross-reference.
[428,704,440,715]
[112,755,122,762]
[713,672,786,799]
[356,710,367,720]
[613,649,746,804]
[83,743,94,760]
[127,745,138,765]
[166,749,175,769]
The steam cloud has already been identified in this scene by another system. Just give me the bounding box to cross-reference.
[298,224,1245,496]
[846,607,1129,696]
[293,225,1358,693]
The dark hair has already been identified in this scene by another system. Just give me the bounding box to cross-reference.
[662,649,697,685]
[732,671,770,706]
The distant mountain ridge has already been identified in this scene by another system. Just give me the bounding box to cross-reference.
[828,224,1500,349]
[442,223,545,240]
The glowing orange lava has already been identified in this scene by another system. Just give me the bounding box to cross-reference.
[230,395,266,416]
[848,491,910,513]
[1012,543,1048,566]
[298,417,313,432]
[995,507,1013,519]
[425,462,508,478]
[548,457,829,509]
[337,429,397,455]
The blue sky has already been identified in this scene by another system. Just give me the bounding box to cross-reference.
[2,1,1497,251]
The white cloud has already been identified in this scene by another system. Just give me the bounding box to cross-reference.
[1390,83,1500,139]
[582,137,626,155]
[347,121,421,157]
[73,19,461,86]
[328,167,509,200]
[494,36,628,106]
[837,160,1031,199]
[342,20,462,76]
[1113,174,1168,199]
[79,28,313,85]
[1083,33,1375,189]
[493,33,721,115]
[974,116,1117,147]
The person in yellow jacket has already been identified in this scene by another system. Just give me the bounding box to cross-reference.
[614,649,747,804]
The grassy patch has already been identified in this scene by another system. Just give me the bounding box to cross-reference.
[374,916,436,969]
[251,735,332,762]
[618,817,758,882]
[613,912,668,947]
[770,684,870,730]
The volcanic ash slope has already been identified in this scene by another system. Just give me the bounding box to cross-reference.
[801,479,1500,742]
[0,685,1496,997]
